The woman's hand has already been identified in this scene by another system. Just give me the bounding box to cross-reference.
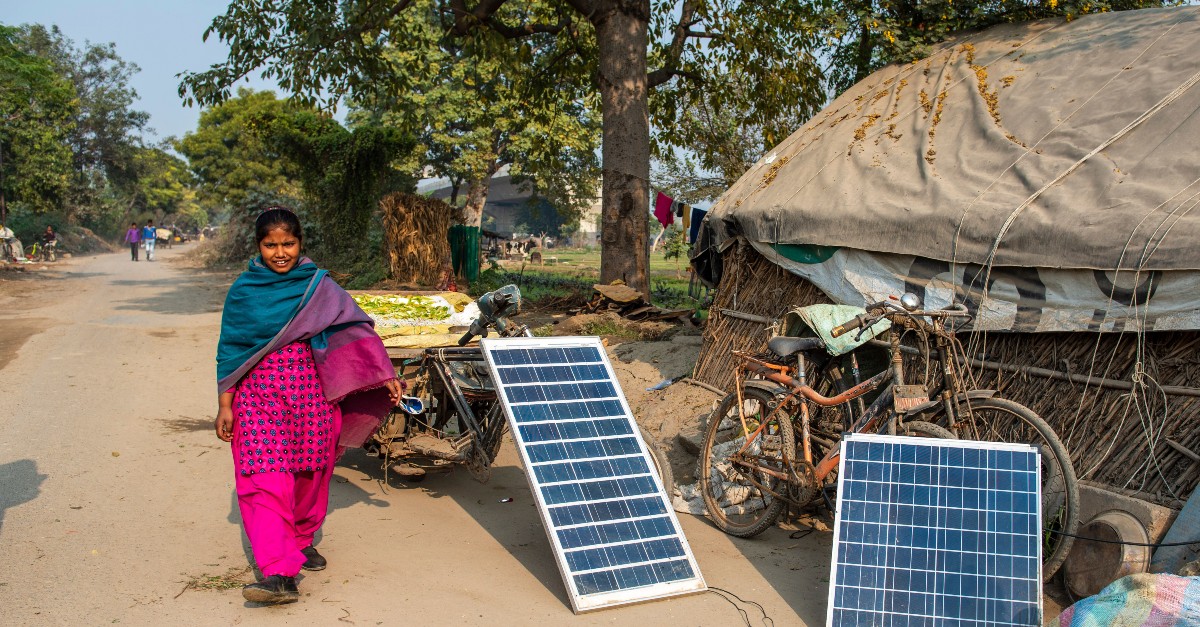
[384,378,406,405]
[215,406,234,442]
[215,391,235,442]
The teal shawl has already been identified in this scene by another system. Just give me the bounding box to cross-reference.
[216,256,325,386]
[215,256,397,448]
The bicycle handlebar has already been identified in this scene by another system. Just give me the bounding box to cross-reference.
[830,314,868,338]
[831,301,971,338]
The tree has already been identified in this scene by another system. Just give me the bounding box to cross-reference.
[653,69,811,203]
[20,25,150,224]
[257,109,415,278]
[175,88,303,212]
[0,24,75,221]
[346,0,601,266]
[179,0,818,295]
[819,0,1171,96]
[129,145,204,222]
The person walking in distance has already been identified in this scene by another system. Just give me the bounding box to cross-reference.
[124,222,140,261]
[142,220,156,261]
[214,207,402,604]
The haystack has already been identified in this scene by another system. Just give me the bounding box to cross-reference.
[380,192,453,287]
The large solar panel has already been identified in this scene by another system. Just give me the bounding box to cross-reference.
[480,336,706,613]
[829,433,1042,627]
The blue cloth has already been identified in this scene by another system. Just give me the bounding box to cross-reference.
[141,226,156,240]
[689,207,707,243]
[216,256,326,384]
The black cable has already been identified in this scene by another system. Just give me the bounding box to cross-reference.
[789,529,814,540]
[708,586,774,627]
[706,588,751,626]
[1049,528,1200,548]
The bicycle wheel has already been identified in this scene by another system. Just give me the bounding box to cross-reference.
[951,397,1079,581]
[899,420,957,440]
[699,386,795,538]
[639,426,675,500]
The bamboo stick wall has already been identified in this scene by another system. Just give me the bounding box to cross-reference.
[693,241,1200,506]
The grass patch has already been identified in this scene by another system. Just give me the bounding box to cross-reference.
[470,248,707,312]
[180,566,254,594]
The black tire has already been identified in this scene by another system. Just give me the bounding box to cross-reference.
[638,426,675,499]
[949,397,1080,581]
[899,420,957,440]
[699,386,795,538]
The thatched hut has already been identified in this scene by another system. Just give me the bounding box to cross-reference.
[691,7,1200,506]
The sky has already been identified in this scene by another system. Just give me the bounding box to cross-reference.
[5,1,283,142]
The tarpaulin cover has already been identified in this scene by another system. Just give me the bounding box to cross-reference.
[705,7,1200,273]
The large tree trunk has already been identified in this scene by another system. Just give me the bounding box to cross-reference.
[462,177,490,228]
[592,0,651,295]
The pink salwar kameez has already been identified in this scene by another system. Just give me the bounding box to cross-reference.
[231,341,341,577]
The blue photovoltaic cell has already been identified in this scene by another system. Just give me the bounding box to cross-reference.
[829,433,1042,627]
[481,337,705,612]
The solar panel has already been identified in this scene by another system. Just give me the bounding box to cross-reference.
[480,336,706,613]
[829,433,1042,627]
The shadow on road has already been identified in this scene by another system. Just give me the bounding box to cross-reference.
[338,446,570,608]
[111,271,229,316]
[0,459,48,535]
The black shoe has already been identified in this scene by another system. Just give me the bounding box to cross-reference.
[242,575,299,604]
[301,546,326,571]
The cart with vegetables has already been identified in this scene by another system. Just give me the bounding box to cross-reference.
[351,286,672,488]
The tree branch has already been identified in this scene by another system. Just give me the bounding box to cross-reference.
[647,68,703,88]
[647,0,700,89]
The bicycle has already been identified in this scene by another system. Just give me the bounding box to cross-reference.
[837,296,1080,580]
[700,296,959,539]
[27,240,57,262]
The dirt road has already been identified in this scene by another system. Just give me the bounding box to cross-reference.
[0,248,832,625]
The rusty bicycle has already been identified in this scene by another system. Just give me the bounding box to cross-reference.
[699,293,1080,580]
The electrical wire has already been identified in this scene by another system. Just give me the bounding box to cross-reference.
[1049,529,1200,549]
[707,586,775,627]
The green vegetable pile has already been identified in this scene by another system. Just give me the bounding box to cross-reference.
[352,294,452,322]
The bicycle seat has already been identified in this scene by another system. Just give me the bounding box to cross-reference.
[767,336,825,357]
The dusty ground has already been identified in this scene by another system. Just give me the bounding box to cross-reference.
[0,248,835,626]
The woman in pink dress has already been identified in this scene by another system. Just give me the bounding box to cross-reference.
[215,207,401,604]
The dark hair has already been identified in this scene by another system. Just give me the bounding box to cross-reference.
[255,206,303,244]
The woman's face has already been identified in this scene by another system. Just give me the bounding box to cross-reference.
[258,226,301,274]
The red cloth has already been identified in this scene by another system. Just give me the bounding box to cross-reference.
[654,191,675,228]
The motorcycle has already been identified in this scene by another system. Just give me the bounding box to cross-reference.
[364,284,673,489]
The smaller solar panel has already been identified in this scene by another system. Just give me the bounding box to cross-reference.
[829,433,1042,627]
[481,336,706,613]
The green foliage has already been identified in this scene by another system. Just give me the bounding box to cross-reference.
[649,0,827,197]
[662,227,689,262]
[347,0,601,231]
[0,24,76,217]
[819,0,1175,96]
[175,88,303,211]
[256,109,416,281]
[19,25,151,227]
